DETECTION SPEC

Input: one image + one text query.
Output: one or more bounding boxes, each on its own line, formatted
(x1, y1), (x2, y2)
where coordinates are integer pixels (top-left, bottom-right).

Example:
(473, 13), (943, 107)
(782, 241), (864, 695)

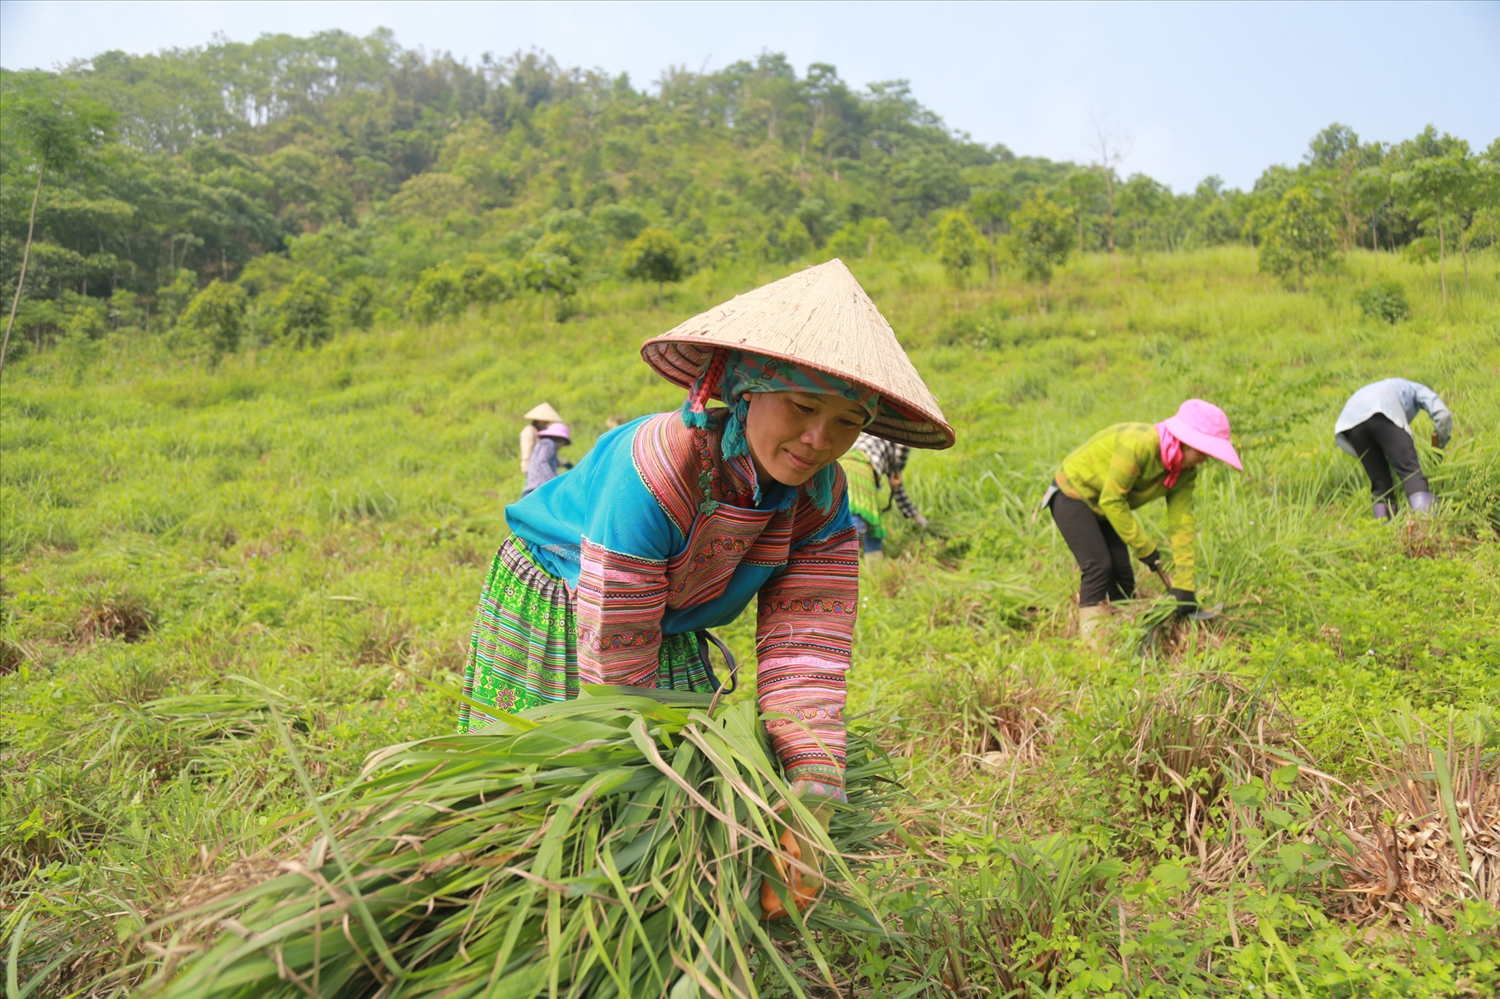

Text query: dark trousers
(1049, 491), (1135, 607)
(1343, 413), (1428, 502)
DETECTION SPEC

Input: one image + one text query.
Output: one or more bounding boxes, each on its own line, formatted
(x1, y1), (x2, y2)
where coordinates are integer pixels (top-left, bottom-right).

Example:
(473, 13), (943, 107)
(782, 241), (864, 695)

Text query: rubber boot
(1078, 604), (1112, 652)
(1372, 500), (1392, 522)
(1408, 490), (1434, 515)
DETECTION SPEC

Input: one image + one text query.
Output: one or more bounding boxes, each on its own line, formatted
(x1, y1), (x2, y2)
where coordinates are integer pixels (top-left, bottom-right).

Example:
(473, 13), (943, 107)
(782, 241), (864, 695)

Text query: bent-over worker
(522, 422), (571, 497)
(458, 260), (954, 916)
(838, 433), (929, 559)
(518, 402), (563, 477)
(1046, 399), (1242, 650)
(1334, 378), (1451, 520)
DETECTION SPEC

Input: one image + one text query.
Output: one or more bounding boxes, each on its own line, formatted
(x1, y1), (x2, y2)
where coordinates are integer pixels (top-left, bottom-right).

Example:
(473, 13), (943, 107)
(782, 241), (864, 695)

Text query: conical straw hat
(523, 402), (563, 423)
(640, 259), (954, 448)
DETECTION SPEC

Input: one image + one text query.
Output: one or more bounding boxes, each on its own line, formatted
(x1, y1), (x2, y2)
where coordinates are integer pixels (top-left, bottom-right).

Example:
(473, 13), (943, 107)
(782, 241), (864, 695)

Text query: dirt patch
(73, 591), (155, 645)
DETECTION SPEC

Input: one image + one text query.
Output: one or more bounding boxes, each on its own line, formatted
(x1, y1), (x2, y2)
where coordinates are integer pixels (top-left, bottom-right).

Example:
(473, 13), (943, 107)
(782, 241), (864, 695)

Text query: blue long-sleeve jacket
(1334, 378), (1452, 456)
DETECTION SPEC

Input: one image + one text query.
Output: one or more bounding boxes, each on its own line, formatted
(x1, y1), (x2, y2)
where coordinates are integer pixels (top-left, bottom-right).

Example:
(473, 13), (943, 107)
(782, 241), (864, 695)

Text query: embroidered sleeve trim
(576, 537), (669, 687)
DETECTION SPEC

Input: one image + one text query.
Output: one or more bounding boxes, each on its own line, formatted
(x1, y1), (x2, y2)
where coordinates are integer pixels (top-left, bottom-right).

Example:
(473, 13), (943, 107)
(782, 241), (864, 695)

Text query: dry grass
(73, 589), (155, 645)
(1327, 739), (1500, 926)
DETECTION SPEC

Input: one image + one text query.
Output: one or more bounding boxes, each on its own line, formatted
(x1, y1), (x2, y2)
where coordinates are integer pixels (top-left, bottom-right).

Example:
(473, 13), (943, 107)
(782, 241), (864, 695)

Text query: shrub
(179, 279), (248, 358)
(338, 275), (380, 330)
(1010, 193), (1073, 309)
(1259, 186), (1340, 289)
(408, 265), (462, 323)
(275, 272), (333, 348)
(622, 227), (684, 296)
(593, 203), (647, 241)
(1356, 280), (1411, 323)
(933, 209), (986, 288)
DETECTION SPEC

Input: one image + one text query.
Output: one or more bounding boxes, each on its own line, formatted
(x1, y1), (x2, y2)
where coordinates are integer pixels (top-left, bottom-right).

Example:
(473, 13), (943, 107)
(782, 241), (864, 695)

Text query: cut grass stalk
(137, 687), (897, 998)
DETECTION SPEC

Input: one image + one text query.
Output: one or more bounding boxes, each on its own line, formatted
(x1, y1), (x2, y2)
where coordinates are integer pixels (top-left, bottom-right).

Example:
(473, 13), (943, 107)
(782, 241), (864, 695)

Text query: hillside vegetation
(3, 30), (1496, 358)
(4, 241), (1499, 996)
(3, 28), (1500, 999)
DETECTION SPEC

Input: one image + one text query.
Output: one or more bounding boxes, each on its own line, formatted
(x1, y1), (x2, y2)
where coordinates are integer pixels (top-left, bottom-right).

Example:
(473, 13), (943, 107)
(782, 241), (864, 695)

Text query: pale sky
(2, 1), (1496, 193)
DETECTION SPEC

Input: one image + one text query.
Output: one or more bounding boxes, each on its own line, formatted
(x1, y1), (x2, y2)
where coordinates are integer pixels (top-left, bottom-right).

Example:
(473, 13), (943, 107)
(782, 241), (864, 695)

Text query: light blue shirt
(1334, 378), (1452, 456)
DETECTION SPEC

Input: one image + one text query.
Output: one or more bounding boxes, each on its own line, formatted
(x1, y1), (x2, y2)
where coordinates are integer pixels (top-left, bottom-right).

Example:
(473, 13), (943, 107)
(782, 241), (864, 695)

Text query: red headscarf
(1155, 422), (1184, 488)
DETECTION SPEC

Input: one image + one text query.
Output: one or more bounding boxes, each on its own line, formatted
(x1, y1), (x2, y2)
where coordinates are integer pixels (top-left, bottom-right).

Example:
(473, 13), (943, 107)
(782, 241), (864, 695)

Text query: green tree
(276, 272), (333, 347)
(153, 268), (198, 328)
(179, 279), (247, 359)
(1, 74), (115, 375)
(622, 228), (685, 303)
(520, 248), (580, 322)
(461, 256), (514, 310)
(1010, 192), (1073, 311)
(1307, 123), (1375, 253)
(1062, 172), (1104, 255)
(775, 216), (813, 261)
(339, 275), (381, 330)
(408, 265), (462, 323)
(932, 210), (984, 289)
(1394, 148), (1471, 304)
(1119, 174), (1169, 260)
(1258, 187), (1339, 290)
(968, 188), (1016, 282)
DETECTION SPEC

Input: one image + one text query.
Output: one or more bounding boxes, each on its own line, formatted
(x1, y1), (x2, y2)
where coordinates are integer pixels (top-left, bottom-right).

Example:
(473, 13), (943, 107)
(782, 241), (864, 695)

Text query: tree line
(2, 30), (1496, 364)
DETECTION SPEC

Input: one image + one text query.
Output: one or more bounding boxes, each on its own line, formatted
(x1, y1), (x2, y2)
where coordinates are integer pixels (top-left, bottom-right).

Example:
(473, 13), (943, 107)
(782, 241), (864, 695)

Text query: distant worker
(1045, 400), (1242, 651)
(522, 422), (571, 497)
(519, 402), (563, 476)
(1334, 378), (1451, 520)
(838, 433), (928, 560)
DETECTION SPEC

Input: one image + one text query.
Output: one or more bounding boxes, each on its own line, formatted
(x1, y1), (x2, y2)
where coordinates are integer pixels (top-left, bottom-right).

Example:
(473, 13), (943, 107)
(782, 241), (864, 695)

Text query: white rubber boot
(1078, 604), (1112, 652)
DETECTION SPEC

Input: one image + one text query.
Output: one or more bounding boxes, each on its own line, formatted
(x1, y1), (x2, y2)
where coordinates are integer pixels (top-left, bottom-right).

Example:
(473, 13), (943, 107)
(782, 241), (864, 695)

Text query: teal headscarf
(680, 349), (879, 512)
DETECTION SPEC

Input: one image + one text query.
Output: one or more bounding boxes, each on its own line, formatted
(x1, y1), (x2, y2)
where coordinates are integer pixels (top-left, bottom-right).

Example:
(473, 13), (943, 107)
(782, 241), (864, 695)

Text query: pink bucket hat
(537, 422), (571, 444)
(1162, 400), (1241, 470)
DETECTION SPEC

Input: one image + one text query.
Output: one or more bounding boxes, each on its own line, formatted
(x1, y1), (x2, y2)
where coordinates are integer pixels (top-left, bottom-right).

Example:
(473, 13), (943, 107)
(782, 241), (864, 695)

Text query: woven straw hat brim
(523, 402), (563, 423)
(640, 259), (954, 449)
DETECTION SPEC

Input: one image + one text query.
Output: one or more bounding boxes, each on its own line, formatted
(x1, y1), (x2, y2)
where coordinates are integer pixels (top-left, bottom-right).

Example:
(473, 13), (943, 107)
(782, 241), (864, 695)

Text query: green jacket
(1055, 422), (1200, 591)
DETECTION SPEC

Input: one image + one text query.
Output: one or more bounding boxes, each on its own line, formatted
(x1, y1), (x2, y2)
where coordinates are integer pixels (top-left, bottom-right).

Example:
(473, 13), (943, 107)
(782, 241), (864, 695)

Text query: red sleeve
(575, 539), (668, 687)
(755, 526), (859, 800)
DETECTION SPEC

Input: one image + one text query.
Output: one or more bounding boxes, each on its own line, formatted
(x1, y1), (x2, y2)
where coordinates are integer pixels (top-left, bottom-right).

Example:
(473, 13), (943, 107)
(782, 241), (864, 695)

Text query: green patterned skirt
(459, 537), (719, 732)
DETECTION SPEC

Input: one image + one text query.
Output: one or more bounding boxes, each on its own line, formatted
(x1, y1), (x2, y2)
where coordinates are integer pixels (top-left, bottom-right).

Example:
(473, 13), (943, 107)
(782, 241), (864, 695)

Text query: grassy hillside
(3, 246), (1499, 996)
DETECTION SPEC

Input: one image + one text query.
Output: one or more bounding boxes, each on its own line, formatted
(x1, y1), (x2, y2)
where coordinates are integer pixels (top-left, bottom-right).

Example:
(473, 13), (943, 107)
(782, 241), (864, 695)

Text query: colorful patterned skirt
(838, 451), (886, 539)
(459, 537), (720, 732)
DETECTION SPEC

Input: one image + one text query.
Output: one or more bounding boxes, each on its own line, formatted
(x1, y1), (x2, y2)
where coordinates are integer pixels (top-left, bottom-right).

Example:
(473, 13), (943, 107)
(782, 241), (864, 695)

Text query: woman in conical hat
(461, 260), (951, 807)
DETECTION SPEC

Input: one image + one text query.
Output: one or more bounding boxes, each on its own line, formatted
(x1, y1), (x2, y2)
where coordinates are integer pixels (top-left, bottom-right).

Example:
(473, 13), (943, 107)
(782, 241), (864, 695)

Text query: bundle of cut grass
(139, 686), (898, 998)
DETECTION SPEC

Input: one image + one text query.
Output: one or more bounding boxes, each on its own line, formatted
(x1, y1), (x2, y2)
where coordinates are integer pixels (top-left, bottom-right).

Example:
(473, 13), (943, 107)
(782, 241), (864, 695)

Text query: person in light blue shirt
(1334, 378), (1452, 520)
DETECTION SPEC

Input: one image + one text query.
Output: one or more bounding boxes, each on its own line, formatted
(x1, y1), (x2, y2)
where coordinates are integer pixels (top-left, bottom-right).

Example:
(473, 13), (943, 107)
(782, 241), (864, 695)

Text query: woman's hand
(760, 796), (834, 920)
(1169, 588), (1198, 618)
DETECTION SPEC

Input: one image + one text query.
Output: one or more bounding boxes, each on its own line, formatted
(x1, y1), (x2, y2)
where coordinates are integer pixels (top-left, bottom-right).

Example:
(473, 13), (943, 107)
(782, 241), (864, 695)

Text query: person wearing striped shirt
(838, 433), (928, 560)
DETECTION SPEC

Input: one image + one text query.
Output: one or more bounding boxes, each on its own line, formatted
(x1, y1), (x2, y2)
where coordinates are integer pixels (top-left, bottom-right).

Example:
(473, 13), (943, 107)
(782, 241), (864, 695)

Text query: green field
(3, 246), (1499, 996)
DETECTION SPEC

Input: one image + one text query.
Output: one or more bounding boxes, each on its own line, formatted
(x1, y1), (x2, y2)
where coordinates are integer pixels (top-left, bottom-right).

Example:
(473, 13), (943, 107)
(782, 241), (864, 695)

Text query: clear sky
(2, 0), (1496, 193)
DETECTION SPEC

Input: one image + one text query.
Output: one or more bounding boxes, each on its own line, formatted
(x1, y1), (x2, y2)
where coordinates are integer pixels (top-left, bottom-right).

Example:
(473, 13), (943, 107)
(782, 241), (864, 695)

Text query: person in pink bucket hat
(1043, 399), (1242, 651)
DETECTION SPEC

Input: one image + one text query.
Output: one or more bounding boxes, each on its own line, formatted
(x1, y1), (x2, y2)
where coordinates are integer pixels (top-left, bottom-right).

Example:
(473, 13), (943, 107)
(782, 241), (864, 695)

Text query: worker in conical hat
(460, 260), (952, 914)
(521, 422), (572, 497)
(518, 401), (563, 476)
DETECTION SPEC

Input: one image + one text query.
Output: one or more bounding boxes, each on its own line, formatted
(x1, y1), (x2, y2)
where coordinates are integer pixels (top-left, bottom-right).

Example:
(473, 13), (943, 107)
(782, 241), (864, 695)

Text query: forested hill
(1, 29), (1494, 354)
